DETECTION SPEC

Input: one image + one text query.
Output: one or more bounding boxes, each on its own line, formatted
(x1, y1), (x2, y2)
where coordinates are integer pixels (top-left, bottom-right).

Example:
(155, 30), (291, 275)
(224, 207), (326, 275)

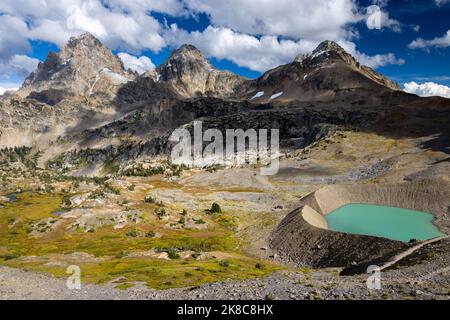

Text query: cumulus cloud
(0, 0), (405, 79)
(166, 25), (404, 71)
(0, 55), (40, 83)
(0, 0), (182, 82)
(339, 41), (405, 68)
(174, 0), (404, 71)
(106, 0), (186, 16)
(165, 25), (319, 72)
(118, 53), (155, 74)
(0, 14), (30, 59)
(9, 55), (40, 73)
(329, 40), (404, 68)
(0, 0), (177, 52)
(357, 52), (405, 68)
(184, 0), (360, 41)
(413, 76), (450, 82)
(435, 0), (450, 6)
(0, 86), (19, 95)
(366, 4), (401, 32)
(404, 82), (450, 98)
(409, 30), (450, 49)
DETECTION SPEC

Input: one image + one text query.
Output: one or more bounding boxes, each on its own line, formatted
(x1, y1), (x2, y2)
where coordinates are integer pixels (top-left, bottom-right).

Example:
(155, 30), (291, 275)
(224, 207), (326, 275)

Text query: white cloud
(404, 82), (450, 98)
(176, 0), (404, 71)
(118, 53), (155, 74)
(357, 52), (405, 68)
(66, 5), (108, 38)
(184, 0), (360, 41)
(336, 40), (404, 68)
(0, 0), (177, 52)
(0, 85), (19, 95)
(165, 25), (318, 72)
(409, 30), (450, 49)
(0, 15), (30, 59)
(166, 25), (404, 71)
(413, 76), (450, 82)
(9, 55), (40, 73)
(106, 0), (186, 16)
(0, 0), (405, 79)
(366, 4), (401, 32)
(0, 55), (40, 82)
(435, 0), (450, 6)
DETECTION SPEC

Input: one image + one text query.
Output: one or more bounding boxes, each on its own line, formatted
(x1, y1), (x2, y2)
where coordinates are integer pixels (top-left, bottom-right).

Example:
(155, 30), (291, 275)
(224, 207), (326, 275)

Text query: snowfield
(249, 91), (264, 100)
(269, 92), (283, 100)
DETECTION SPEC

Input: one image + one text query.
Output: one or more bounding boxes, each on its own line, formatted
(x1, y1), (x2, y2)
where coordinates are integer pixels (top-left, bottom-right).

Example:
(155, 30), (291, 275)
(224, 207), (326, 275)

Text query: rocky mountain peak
(170, 44), (205, 59)
(20, 32), (134, 104)
(58, 32), (106, 62)
(295, 40), (354, 65)
(152, 44), (247, 98)
(313, 40), (346, 54)
(163, 44), (212, 72)
(292, 40), (400, 91)
(65, 32), (103, 50)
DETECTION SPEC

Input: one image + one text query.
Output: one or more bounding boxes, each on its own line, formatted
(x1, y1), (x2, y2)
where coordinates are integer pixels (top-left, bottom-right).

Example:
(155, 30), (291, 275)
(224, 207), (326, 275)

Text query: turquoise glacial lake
(325, 204), (445, 242)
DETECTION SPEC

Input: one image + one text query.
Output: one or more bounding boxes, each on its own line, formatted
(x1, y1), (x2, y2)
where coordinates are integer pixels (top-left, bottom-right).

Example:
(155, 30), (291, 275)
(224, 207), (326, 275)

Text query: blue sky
(1, 0), (450, 96)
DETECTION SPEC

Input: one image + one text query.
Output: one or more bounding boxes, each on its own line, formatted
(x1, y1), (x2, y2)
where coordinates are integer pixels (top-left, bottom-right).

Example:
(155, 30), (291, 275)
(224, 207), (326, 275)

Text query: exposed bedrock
(54, 99), (381, 169)
(269, 179), (449, 270)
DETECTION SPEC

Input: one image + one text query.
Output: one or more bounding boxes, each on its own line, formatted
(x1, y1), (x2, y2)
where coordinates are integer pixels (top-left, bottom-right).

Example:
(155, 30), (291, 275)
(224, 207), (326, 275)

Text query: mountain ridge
(15, 33), (404, 104)
(0, 32), (448, 170)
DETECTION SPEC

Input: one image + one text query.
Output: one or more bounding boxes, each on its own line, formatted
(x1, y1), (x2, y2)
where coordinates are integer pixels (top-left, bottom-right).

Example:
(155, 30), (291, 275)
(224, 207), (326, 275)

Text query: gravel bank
(1, 252), (449, 301)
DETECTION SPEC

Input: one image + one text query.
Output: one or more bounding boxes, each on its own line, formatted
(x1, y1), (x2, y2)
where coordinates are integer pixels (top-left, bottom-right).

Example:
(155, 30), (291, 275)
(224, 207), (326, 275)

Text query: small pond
(325, 204), (445, 242)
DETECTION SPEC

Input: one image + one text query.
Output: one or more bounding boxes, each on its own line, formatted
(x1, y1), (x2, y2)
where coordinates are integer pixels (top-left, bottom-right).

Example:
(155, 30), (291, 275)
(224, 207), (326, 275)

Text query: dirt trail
(380, 236), (449, 271)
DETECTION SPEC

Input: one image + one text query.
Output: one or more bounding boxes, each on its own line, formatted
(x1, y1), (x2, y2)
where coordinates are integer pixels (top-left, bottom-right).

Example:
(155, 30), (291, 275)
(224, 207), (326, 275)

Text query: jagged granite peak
(20, 32), (135, 104)
(313, 40), (346, 54)
(147, 44), (248, 98)
(64, 31), (104, 51)
(170, 44), (207, 61)
(295, 40), (354, 65)
(159, 43), (214, 80)
(294, 40), (344, 62)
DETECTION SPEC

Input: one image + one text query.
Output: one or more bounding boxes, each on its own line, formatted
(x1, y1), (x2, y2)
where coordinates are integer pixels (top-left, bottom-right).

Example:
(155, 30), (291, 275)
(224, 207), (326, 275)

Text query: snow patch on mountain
(249, 91), (264, 100)
(269, 92), (283, 100)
